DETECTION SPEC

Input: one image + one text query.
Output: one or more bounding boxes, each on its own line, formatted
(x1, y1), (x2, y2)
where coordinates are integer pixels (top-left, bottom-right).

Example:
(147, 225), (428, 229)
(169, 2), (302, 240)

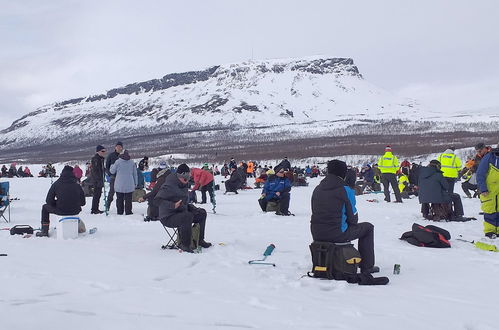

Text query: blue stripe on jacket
(341, 186), (357, 232)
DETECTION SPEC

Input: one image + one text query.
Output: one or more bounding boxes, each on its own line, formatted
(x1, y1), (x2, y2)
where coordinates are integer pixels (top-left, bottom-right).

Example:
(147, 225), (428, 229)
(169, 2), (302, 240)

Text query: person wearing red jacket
(191, 168), (215, 204)
(73, 165), (83, 183)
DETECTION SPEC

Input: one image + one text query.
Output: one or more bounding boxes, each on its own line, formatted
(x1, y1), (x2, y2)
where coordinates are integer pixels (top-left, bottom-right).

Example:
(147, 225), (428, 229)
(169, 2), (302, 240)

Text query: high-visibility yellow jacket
(398, 175), (409, 192)
(377, 152), (399, 174)
(437, 152), (462, 178)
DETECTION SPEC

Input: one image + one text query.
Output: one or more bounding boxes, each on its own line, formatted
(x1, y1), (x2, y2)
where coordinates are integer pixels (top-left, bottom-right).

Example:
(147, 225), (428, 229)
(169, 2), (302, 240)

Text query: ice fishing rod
(457, 235), (498, 252)
(248, 244), (276, 266)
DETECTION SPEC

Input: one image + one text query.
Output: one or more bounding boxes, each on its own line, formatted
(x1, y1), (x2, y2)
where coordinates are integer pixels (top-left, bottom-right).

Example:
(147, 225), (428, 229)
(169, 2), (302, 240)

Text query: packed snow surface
(1, 175), (496, 330)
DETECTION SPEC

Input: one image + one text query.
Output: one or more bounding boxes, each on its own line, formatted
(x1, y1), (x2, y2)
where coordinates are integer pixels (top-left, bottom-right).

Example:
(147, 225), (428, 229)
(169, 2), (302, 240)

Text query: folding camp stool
(0, 182), (11, 223)
(161, 225), (180, 250)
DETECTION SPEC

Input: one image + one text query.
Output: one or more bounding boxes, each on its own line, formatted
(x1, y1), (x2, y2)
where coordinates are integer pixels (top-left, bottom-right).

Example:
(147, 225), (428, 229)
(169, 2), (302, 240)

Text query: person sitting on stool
(258, 168), (292, 216)
(310, 160), (378, 274)
(38, 165), (86, 237)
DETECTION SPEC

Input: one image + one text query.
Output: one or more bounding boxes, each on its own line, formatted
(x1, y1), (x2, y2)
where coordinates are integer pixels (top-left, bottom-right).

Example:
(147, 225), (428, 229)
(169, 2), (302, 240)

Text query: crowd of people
(3, 140), (498, 265)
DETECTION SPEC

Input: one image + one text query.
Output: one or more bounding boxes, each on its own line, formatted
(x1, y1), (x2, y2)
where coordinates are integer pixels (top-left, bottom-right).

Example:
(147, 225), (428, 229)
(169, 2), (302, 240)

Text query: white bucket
(57, 216), (80, 240)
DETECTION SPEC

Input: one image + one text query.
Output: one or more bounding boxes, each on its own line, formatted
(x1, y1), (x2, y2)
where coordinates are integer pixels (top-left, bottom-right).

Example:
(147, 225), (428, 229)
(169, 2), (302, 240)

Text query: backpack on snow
(400, 223), (451, 248)
(308, 241), (361, 281)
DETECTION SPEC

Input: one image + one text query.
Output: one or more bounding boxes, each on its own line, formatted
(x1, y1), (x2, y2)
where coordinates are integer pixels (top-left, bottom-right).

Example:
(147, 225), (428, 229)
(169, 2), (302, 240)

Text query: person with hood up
(110, 149), (137, 215)
(377, 146), (402, 203)
(437, 147), (462, 194)
(154, 164), (212, 253)
(310, 160), (378, 274)
(23, 166), (33, 177)
(73, 165), (83, 183)
(477, 144), (499, 238)
(37, 165), (86, 237)
(418, 160), (465, 221)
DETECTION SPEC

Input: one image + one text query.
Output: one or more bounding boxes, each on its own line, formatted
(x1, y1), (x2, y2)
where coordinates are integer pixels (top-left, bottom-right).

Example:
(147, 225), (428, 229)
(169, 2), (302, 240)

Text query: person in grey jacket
(110, 150), (137, 215)
(154, 164), (212, 252)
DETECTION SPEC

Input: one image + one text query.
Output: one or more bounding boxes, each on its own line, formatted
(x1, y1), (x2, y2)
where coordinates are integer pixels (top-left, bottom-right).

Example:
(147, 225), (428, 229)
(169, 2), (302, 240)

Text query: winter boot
(485, 232), (498, 239)
(178, 244), (194, 253)
(199, 240), (212, 248)
(36, 224), (49, 237)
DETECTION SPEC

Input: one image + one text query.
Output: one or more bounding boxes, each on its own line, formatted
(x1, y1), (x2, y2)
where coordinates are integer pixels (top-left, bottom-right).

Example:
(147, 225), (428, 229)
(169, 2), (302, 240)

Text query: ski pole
(248, 244), (276, 266)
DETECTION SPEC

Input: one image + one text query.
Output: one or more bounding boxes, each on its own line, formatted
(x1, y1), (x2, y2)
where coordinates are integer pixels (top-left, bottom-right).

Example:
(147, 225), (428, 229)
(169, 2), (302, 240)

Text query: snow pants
(200, 180), (215, 203)
(160, 206), (207, 247)
(258, 192), (290, 214)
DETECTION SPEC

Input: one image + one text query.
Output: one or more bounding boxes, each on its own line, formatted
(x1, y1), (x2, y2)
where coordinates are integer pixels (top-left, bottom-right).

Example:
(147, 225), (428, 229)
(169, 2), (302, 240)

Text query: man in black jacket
(139, 166), (171, 220)
(105, 141), (123, 210)
(225, 166), (242, 193)
(310, 160), (377, 274)
(38, 166), (86, 237)
(418, 160), (464, 220)
(154, 164), (212, 252)
(91, 145), (107, 214)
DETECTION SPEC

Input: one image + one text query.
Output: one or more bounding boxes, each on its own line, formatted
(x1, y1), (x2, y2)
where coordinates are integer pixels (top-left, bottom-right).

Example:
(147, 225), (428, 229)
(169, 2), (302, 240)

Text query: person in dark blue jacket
(310, 160), (377, 274)
(258, 168), (292, 215)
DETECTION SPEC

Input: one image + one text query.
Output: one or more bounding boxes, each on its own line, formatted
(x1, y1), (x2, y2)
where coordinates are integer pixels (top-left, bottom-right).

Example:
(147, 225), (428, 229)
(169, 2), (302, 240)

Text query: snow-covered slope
(0, 57), (428, 148)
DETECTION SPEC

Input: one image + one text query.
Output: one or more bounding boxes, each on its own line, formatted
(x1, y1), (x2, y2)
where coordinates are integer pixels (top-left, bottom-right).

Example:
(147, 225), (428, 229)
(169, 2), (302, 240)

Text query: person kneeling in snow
(258, 168), (292, 216)
(310, 160), (378, 274)
(38, 165), (86, 237)
(154, 164), (212, 253)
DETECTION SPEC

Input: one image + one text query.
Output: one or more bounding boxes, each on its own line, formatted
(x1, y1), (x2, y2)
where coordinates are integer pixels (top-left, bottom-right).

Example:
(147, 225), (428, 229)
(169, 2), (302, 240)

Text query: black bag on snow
(400, 223), (451, 248)
(10, 225), (34, 235)
(308, 241), (362, 281)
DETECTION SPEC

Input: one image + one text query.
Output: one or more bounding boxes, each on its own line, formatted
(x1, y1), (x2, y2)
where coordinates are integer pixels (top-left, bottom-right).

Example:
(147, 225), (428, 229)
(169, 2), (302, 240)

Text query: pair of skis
(457, 235), (498, 252)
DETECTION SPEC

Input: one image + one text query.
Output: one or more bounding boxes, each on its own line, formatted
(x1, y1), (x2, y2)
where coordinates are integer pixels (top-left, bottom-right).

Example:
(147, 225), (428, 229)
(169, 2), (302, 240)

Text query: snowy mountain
(0, 57), (497, 163)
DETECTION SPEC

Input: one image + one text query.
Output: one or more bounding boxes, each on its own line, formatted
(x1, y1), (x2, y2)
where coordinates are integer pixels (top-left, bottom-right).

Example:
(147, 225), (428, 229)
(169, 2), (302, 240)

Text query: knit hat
(116, 141), (123, 147)
(96, 145), (106, 152)
(177, 164), (190, 174)
(176, 164), (191, 180)
(385, 145), (392, 152)
(327, 160), (347, 178)
(119, 150), (130, 160)
(475, 142), (486, 151)
(159, 161), (168, 169)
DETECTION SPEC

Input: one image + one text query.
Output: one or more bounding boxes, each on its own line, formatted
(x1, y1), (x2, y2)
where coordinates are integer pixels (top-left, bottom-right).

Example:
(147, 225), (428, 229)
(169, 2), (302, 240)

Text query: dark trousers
(91, 185), (103, 212)
(41, 204), (64, 226)
(421, 193), (464, 219)
(107, 176), (116, 207)
(200, 181), (215, 203)
(445, 177), (456, 194)
(461, 181), (478, 198)
(116, 192), (133, 215)
(312, 222), (375, 272)
(160, 206), (207, 247)
(225, 181), (239, 193)
(258, 192), (290, 213)
(381, 173), (402, 202)
(147, 201), (159, 219)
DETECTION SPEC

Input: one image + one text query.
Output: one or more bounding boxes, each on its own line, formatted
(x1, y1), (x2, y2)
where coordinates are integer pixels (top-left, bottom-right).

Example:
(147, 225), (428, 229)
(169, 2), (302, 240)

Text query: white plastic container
(57, 216), (80, 240)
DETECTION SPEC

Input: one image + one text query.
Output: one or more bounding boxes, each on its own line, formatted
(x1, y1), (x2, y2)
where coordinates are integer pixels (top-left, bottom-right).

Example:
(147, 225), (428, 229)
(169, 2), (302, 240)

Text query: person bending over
(38, 166), (86, 237)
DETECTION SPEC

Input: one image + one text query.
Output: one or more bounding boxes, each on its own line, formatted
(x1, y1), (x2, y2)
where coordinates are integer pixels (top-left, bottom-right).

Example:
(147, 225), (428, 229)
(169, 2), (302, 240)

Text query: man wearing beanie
(90, 145), (107, 214)
(105, 141), (124, 211)
(377, 146), (402, 203)
(154, 164), (212, 252)
(310, 160), (378, 274)
(37, 165), (86, 237)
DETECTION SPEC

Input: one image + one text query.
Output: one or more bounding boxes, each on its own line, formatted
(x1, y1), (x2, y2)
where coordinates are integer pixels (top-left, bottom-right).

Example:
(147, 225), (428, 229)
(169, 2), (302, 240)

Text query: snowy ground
(1, 175), (497, 330)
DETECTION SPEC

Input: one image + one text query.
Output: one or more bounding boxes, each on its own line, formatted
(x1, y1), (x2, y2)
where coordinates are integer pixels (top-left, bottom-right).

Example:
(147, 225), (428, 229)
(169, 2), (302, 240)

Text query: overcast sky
(1, 0), (498, 129)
